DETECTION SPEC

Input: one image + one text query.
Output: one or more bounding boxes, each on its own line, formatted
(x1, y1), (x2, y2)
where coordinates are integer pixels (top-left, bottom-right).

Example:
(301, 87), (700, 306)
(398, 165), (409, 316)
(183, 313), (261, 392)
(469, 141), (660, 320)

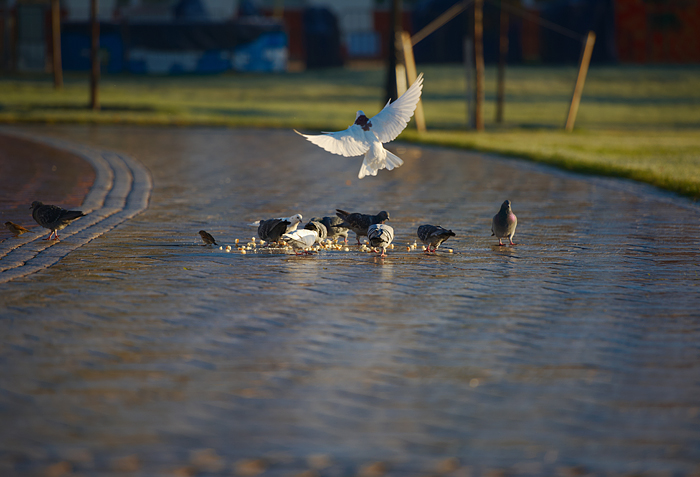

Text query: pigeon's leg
(44, 230), (57, 240)
(509, 237), (516, 245)
(498, 238), (504, 246)
(380, 248), (387, 257)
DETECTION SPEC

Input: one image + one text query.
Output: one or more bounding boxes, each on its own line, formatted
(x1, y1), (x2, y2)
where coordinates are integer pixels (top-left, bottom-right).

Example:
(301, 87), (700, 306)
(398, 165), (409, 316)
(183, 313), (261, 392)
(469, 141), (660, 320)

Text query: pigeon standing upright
(367, 224), (394, 257)
(30, 201), (85, 240)
(492, 200), (517, 246)
(335, 209), (390, 245)
(4, 221), (31, 237)
(417, 224), (456, 253)
(198, 230), (218, 246)
(310, 216), (349, 243)
(295, 73), (424, 179)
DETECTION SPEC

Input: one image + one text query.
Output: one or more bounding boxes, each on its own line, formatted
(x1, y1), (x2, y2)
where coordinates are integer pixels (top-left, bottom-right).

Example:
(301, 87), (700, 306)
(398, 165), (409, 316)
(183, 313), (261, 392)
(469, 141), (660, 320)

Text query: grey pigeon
(5, 221), (30, 237)
(283, 229), (318, 255)
(335, 209), (390, 245)
(198, 230), (218, 246)
(417, 224), (456, 253)
(310, 216), (349, 243)
(491, 199), (517, 246)
(304, 220), (327, 243)
(367, 224), (394, 257)
(30, 201), (85, 240)
(258, 218), (291, 243)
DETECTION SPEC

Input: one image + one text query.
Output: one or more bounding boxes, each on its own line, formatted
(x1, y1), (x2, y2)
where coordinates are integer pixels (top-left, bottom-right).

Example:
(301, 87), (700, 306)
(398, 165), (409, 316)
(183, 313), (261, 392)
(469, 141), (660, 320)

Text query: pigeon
(4, 221), (31, 237)
(335, 209), (390, 245)
(303, 220), (327, 243)
(198, 230), (218, 246)
(417, 224), (456, 253)
(367, 224), (394, 257)
(250, 214), (302, 233)
(283, 229), (318, 255)
(30, 201), (85, 240)
(258, 218), (291, 243)
(310, 216), (349, 243)
(492, 199), (517, 246)
(295, 73), (424, 179)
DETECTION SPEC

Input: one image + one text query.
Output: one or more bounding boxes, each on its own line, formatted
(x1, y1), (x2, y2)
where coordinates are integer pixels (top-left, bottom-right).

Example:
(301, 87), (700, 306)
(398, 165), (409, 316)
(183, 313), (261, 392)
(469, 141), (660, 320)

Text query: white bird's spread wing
(370, 73), (424, 144)
(294, 127), (369, 158)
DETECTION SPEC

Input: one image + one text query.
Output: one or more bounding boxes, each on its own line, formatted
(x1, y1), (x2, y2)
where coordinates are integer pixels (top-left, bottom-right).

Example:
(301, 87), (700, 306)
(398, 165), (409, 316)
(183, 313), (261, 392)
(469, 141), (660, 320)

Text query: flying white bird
(295, 73), (424, 179)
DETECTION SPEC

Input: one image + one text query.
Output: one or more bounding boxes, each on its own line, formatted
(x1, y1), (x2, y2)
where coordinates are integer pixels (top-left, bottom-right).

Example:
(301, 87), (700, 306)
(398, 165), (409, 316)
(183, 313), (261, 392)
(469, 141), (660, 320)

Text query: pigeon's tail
(62, 211), (86, 221)
(384, 150), (404, 171)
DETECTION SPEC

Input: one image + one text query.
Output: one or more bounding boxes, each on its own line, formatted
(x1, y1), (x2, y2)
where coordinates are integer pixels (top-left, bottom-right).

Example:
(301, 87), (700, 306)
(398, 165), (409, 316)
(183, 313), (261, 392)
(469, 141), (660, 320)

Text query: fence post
(474, 0), (485, 131)
(51, 0), (62, 89)
(565, 31), (595, 132)
(400, 31), (426, 132)
(90, 0), (99, 110)
(496, 0), (508, 123)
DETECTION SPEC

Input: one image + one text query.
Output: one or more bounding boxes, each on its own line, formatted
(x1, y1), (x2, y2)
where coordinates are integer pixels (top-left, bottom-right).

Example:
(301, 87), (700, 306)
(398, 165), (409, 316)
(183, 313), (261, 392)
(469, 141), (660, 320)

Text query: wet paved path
(1, 126), (699, 476)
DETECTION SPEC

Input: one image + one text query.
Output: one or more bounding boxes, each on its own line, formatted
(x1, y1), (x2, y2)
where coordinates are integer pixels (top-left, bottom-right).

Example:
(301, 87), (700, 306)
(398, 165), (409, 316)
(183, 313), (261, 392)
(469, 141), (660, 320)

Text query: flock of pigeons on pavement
(4, 73), (518, 257)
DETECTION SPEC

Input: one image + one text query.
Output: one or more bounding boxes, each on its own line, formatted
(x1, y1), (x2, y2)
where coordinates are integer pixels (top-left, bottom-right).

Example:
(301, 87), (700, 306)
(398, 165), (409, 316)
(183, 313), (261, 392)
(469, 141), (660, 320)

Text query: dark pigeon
(30, 201), (85, 240)
(417, 224), (456, 253)
(367, 224), (394, 257)
(258, 218), (291, 243)
(309, 216), (348, 243)
(198, 230), (218, 246)
(491, 199), (518, 246)
(304, 220), (327, 243)
(335, 209), (390, 245)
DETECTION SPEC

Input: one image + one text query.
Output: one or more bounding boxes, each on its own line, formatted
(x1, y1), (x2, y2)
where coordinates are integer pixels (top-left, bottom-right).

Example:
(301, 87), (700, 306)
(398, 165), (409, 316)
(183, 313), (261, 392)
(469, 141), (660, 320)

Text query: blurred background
(0, 0), (697, 76)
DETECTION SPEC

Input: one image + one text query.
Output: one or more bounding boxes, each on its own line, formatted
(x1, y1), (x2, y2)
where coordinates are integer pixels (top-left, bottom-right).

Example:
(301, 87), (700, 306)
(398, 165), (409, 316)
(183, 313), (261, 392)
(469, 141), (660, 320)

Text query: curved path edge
(0, 128), (152, 283)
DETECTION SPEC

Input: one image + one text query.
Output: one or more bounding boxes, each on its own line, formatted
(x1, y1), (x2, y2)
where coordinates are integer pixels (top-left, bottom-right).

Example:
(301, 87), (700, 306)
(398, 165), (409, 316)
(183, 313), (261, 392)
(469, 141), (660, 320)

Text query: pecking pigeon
(417, 224), (456, 253)
(30, 201), (85, 240)
(335, 209), (390, 245)
(367, 224), (394, 257)
(310, 216), (349, 243)
(198, 230), (218, 246)
(5, 221), (30, 237)
(283, 229), (318, 255)
(295, 73), (424, 179)
(492, 200), (517, 246)
(304, 220), (327, 243)
(258, 218), (291, 243)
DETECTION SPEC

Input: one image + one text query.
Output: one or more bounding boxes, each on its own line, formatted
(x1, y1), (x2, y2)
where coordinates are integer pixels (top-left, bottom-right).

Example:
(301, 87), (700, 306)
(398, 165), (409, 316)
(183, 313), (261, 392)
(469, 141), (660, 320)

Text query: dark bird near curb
(335, 209), (390, 245)
(4, 221), (31, 237)
(417, 224), (456, 253)
(30, 201), (85, 241)
(199, 230), (218, 246)
(492, 200), (517, 246)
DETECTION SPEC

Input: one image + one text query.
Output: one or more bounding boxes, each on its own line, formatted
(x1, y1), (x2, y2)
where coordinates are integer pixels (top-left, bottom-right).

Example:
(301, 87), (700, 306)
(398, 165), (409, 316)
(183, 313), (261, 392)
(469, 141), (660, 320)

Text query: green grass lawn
(1, 64), (700, 198)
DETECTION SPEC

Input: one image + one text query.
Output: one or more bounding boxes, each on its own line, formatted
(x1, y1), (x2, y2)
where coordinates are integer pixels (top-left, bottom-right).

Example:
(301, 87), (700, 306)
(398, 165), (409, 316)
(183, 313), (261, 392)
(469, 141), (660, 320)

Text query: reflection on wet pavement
(1, 126), (699, 476)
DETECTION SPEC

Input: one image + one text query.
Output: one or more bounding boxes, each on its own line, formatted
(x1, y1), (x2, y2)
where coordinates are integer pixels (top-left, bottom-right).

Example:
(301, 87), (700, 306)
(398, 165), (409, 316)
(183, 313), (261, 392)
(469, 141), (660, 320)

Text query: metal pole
(51, 0), (62, 89)
(496, 1), (508, 123)
(90, 0), (99, 110)
(565, 31), (596, 132)
(473, 0), (484, 131)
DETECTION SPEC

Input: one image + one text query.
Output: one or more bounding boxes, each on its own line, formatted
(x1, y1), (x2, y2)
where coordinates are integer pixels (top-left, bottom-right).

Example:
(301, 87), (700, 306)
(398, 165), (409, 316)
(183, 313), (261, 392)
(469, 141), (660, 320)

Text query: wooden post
(496, 0), (508, 123)
(565, 31), (596, 132)
(90, 0), (99, 110)
(51, 0), (62, 89)
(473, 0), (484, 131)
(400, 31), (426, 132)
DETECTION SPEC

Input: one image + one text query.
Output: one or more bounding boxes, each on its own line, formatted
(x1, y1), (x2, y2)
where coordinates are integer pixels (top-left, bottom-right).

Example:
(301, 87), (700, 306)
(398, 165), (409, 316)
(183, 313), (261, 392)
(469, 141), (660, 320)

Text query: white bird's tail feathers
(358, 146), (405, 179)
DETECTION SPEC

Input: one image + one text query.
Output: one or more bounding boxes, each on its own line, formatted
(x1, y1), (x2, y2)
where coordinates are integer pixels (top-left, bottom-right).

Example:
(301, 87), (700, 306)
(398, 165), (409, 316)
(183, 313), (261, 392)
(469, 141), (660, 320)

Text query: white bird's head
(355, 110), (365, 119)
(290, 214), (302, 225)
